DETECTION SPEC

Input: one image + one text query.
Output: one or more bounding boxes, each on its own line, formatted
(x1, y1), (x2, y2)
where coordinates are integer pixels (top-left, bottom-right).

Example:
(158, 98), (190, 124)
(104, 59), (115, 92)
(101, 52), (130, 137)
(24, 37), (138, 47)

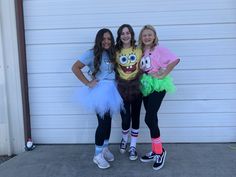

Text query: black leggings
(95, 113), (112, 146)
(143, 91), (166, 138)
(120, 95), (142, 130)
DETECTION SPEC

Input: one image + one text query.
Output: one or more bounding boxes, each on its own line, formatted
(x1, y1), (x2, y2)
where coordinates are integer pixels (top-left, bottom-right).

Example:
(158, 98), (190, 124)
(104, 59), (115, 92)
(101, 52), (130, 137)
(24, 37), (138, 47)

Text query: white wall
(0, 10), (11, 156)
(0, 0), (25, 155)
(23, 0), (236, 143)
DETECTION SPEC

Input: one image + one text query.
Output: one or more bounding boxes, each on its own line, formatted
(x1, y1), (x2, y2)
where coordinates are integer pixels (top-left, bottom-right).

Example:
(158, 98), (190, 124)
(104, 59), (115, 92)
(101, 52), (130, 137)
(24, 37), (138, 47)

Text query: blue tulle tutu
(74, 80), (124, 118)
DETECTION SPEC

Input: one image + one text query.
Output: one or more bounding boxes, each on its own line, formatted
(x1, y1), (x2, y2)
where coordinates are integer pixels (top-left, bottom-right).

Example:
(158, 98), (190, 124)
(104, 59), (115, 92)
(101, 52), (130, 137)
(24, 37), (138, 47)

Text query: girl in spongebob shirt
(115, 24), (142, 161)
(138, 25), (180, 171)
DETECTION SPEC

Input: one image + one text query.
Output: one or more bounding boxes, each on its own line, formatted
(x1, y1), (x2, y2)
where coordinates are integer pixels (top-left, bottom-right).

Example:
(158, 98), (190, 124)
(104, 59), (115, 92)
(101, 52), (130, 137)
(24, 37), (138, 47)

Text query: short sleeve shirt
(140, 45), (178, 73)
(78, 49), (115, 80)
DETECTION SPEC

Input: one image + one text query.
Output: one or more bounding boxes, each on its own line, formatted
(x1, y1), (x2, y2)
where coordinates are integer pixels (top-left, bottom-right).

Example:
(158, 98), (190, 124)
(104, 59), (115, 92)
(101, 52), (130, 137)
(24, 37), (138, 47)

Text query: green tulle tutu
(140, 74), (176, 96)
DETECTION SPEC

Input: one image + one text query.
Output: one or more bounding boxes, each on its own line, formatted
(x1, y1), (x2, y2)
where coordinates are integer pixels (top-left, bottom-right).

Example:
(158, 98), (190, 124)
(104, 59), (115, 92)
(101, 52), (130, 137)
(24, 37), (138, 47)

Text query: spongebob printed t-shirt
(116, 47), (142, 80)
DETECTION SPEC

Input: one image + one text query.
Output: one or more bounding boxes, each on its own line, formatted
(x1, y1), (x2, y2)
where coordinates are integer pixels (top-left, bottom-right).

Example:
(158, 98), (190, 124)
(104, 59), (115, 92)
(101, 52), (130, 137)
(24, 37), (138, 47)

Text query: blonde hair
(138, 25), (158, 51)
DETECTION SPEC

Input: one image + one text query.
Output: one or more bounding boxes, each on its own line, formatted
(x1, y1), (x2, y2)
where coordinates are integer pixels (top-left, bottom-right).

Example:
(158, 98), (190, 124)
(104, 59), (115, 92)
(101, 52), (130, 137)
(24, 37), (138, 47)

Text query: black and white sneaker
(119, 139), (127, 154)
(153, 149), (167, 170)
(129, 147), (138, 160)
(140, 151), (157, 162)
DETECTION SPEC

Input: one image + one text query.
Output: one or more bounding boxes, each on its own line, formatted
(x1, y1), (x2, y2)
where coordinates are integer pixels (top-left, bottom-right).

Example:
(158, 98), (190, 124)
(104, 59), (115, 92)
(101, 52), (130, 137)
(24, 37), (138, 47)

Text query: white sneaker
(103, 148), (114, 162)
(93, 153), (110, 169)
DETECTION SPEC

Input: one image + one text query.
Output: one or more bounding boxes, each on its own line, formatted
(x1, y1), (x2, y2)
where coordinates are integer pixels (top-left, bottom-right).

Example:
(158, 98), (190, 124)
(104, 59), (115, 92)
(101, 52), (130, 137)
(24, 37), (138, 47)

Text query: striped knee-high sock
(152, 137), (163, 154)
(130, 129), (139, 148)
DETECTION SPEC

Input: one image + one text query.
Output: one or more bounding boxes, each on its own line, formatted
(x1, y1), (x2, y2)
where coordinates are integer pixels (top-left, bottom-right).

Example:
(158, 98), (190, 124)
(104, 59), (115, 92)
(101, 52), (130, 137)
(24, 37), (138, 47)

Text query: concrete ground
(0, 155), (14, 165)
(0, 143), (235, 177)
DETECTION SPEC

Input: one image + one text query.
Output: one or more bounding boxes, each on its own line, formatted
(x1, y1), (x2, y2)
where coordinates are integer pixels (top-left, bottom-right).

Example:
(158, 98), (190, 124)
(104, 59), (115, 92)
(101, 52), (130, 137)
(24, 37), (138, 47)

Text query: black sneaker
(129, 147), (138, 160)
(140, 151), (157, 162)
(119, 139), (127, 154)
(153, 149), (167, 170)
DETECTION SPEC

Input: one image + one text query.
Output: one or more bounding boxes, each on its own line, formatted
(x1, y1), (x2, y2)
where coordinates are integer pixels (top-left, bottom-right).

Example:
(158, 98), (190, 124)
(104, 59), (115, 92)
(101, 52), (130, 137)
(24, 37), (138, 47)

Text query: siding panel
(25, 39), (236, 61)
(31, 127), (236, 143)
(27, 55), (236, 73)
(24, 0), (236, 17)
(29, 100), (236, 115)
(28, 84), (236, 103)
(25, 24), (236, 45)
(24, 9), (236, 30)
(27, 69), (236, 87)
(31, 113), (236, 128)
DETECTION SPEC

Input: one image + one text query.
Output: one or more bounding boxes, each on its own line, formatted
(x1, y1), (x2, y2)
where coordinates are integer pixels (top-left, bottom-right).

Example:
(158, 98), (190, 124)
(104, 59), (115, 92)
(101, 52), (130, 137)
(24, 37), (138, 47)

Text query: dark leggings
(120, 95), (142, 130)
(95, 112), (112, 146)
(143, 91), (166, 138)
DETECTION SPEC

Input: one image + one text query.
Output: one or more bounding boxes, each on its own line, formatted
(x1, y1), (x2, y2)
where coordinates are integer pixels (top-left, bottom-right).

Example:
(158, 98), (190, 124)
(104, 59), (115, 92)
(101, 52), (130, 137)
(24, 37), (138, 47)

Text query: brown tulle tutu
(116, 73), (142, 101)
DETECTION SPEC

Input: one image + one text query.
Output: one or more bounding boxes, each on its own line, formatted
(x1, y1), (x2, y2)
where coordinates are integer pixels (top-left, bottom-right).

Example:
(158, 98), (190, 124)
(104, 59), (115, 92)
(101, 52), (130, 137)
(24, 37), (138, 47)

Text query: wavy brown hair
(115, 24), (136, 52)
(92, 28), (115, 77)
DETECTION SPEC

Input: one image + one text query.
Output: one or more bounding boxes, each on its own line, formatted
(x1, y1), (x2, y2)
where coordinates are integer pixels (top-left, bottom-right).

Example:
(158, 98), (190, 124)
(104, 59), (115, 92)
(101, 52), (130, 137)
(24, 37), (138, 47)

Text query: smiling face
(119, 52), (137, 73)
(102, 32), (112, 50)
(116, 48), (142, 80)
(120, 27), (131, 47)
(141, 29), (156, 48)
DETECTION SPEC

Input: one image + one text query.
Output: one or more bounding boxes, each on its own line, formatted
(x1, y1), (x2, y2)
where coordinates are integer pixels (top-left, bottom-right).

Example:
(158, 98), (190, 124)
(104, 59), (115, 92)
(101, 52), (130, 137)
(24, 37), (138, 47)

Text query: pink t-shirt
(140, 45), (178, 73)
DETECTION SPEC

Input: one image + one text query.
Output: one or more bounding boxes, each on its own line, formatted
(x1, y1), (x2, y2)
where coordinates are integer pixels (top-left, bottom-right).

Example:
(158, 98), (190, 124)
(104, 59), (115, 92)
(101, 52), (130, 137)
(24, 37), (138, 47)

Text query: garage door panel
(24, 0), (236, 16)
(27, 69), (236, 87)
(30, 113), (236, 129)
(31, 127), (236, 144)
(29, 100), (236, 115)
(24, 9), (236, 30)
(26, 55), (236, 73)
(25, 24), (236, 45)
(28, 84), (236, 103)
(24, 0), (236, 143)
(25, 39), (236, 61)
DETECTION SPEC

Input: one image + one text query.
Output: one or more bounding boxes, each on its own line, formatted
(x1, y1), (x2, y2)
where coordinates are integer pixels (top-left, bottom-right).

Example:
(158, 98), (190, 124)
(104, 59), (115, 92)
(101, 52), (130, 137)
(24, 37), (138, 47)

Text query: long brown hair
(92, 28), (115, 77)
(115, 24), (136, 52)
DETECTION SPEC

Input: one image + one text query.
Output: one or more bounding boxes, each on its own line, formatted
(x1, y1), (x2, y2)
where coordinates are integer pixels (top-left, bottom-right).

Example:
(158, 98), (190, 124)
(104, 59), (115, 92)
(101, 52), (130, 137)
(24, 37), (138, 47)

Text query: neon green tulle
(140, 74), (176, 96)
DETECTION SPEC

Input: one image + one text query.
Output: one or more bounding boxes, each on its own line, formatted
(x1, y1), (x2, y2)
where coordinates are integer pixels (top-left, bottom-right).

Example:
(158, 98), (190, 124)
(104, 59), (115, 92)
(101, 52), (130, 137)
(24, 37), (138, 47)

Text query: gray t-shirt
(78, 49), (115, 80)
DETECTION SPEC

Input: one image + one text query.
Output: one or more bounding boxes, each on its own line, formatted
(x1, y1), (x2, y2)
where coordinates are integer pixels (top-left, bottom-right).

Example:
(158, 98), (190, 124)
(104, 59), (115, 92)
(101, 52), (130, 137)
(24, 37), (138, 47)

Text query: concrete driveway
(0, 143), (235, 177)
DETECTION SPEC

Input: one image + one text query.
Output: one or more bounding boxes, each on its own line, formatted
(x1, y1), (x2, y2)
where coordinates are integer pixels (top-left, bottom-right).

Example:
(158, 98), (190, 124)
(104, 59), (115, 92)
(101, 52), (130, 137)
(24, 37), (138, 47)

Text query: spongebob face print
(140, 56), (152, 72)
(116, 48), (142, 80)
(119, 53), (137, 73)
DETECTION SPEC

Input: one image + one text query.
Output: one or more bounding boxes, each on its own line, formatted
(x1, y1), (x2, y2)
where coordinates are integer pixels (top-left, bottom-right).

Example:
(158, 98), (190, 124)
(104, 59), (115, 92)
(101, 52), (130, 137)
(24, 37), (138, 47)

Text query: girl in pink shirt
(138, 25), (180, 171)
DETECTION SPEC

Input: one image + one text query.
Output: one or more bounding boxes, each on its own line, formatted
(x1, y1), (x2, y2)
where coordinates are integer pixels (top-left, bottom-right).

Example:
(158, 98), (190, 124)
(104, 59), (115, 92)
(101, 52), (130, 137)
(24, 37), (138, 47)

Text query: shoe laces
(120, 139), (127, 148)
(103, 148), (109, 153)
(146, 151), (155, 156)
(104, 148), (113, 156)
(155, 153), (163, 163)
(98, 153), (108, 164)
(129, 147), (136, 155)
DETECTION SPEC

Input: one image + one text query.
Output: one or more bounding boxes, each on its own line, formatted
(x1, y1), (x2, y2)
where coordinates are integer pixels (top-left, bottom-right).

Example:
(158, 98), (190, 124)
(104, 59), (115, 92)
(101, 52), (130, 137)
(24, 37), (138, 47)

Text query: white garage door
(23, 0), (236, 144)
